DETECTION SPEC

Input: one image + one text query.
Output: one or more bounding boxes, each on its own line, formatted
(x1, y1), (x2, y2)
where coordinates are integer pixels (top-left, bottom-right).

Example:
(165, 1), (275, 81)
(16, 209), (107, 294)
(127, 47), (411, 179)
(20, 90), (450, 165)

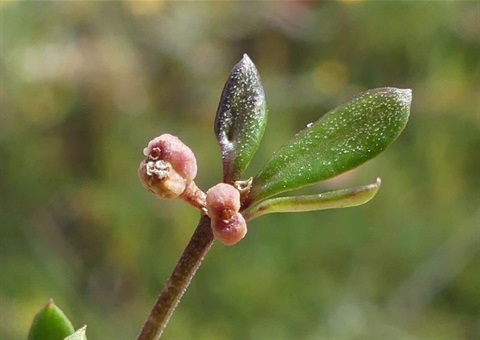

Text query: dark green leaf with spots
(246, 87), (411, 205)
(215, 54), (267, 183)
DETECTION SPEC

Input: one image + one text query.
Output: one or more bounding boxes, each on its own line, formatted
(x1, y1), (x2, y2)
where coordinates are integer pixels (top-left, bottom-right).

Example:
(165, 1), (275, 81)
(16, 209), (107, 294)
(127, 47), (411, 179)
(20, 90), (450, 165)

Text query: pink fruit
(143, 134), (197, 181)
(211, 213), (247, 246)
(206, 183), (247, 246)
(206, 183), (241, 219)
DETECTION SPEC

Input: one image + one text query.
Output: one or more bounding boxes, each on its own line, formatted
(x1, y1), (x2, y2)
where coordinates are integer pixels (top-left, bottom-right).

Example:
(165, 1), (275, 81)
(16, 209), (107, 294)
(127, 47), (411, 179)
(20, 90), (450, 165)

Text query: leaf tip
(235, 54), (258, 76)
(241, 53), (253, 65)
(64, 325), (87, 340)
(28, 299), (75, 340)
(45, 298), (55, 308)
(394, 88), (412, 108)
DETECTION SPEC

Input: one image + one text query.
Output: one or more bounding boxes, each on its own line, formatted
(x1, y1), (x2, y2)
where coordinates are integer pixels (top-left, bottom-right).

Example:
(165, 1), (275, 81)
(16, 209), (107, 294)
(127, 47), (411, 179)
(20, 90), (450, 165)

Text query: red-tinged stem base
(137, 215), (214, 340)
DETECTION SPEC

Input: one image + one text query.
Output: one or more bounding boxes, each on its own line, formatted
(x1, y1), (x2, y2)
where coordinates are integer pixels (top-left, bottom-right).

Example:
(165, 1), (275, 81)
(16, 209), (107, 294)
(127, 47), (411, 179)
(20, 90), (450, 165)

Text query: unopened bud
(206, 183), (247, 246)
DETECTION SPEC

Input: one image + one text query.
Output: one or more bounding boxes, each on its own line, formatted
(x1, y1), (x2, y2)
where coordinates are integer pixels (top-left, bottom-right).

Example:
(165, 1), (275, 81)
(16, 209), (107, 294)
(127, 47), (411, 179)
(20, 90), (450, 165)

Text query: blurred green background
(1, 1), (479, 339)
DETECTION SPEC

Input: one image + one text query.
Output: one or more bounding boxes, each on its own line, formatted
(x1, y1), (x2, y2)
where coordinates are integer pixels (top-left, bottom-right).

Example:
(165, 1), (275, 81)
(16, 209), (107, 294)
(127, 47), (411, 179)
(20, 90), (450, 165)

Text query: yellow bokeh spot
(0, 0), (18, 7)
(127, 0), (166, 16)
(313, 60), (350, 95)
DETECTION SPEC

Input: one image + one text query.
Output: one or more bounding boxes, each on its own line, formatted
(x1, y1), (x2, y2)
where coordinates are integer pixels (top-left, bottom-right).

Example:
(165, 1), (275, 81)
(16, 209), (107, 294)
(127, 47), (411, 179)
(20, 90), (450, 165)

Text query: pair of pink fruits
(138, 133), (246, 246)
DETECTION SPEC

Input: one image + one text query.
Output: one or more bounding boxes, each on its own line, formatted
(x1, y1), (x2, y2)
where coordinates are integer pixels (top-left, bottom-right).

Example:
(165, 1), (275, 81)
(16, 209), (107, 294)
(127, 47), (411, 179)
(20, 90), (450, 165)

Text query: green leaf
(215, 54), (267, 183)
(244, 178), (381, 220)
(246, 87), (411, 205)
(64, 325), (87, 340)
(28, 299), (75, 340)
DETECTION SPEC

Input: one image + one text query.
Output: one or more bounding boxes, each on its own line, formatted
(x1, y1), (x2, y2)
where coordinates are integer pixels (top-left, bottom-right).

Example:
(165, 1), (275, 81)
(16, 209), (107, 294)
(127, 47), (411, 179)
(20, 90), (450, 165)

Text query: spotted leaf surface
(246, 87), (411, 204)
(215, 54), (267, 183)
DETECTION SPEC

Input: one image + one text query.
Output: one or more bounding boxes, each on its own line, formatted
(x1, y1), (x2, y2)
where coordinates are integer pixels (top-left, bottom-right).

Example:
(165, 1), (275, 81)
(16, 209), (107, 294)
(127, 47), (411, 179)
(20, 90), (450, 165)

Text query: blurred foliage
(1, 1), (479, 339)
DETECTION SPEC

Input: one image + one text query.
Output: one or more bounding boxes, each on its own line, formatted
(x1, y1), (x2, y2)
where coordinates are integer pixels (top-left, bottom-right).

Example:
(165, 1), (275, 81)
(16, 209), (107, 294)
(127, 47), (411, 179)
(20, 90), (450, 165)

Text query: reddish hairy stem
(137, 215), (214, 340)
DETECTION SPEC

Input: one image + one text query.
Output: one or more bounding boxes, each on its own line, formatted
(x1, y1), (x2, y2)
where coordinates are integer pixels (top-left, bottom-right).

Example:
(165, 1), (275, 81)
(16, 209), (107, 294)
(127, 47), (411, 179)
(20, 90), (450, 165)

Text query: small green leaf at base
(244, 178), (381, 220)
(215, 54), (267, 183)
(64, 325), (87, 340)
(28, 299), (75, 340)
(246, 87), (411, 206)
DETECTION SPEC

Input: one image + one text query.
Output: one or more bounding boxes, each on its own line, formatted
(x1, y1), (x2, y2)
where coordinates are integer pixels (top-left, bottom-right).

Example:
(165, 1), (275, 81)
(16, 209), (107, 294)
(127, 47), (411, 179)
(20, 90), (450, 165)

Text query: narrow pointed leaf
(215, 54), (267, 183)
(244, 178), (381, 220)
(28, 299), (75, 340)
(247, 87), (411, 204)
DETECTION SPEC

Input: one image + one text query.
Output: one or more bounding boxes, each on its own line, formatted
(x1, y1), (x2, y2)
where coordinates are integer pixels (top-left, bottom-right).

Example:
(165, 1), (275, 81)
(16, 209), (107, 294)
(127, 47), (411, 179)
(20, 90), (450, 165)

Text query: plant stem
(137, 215), (214, 340)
